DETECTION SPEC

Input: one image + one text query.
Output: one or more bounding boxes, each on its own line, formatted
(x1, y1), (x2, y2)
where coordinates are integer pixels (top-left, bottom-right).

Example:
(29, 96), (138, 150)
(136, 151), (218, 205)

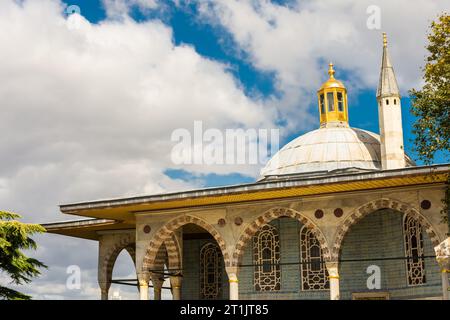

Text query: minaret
(376, 33), (405, 170)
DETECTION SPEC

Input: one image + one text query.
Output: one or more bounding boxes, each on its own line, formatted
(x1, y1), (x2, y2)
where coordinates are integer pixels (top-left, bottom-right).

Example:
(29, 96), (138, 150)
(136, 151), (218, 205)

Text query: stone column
(170, 275), (182, 300)
(325, 262), (340, 300)
(100, 287), (109, 300)
(151, 273), (164, 300)
(435, 237), (450, 300)
(138, 272), (150, 300)
(98, 276), (111, 300)
(226, 266), (239, 300)
(441, 270), (449, 300)
(98, 236), (111, 300)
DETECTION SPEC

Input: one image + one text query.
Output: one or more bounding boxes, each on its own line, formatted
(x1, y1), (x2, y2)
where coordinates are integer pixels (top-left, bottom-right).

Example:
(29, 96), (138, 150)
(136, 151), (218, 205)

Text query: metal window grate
(253, 224), (281, 291)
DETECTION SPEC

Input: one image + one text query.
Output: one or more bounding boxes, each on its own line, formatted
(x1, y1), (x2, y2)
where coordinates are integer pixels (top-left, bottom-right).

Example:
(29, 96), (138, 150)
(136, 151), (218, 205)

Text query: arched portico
(98, 232), (136, 300)
(140, 215), (230, 300)
(142, 215), (230, 271)
(331, 198), (442, 261)
(230, 207), (331, 300)
(232, 207), (330, 267)
(329, 198), (443, 300)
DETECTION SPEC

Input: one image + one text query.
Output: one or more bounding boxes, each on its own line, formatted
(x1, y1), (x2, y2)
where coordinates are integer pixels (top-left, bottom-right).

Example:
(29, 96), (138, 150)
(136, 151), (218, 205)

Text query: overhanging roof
(42, 219), (134, 241)
(57, 164), (449, 221)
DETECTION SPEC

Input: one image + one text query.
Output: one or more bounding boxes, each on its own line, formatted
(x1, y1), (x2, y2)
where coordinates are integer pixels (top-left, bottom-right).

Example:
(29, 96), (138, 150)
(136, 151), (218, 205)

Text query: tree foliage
(410, 13), (450, 228)
(0, 210), (46, 300)
(410, 13), (450, 164)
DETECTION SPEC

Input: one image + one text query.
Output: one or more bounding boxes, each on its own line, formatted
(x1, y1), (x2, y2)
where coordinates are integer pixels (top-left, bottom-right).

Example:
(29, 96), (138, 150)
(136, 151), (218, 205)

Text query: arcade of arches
(95, 194), (450, 300)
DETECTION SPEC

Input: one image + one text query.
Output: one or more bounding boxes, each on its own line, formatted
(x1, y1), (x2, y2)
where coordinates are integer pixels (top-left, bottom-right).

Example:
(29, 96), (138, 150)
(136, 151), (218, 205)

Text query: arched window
(200, 242), (222, 299)
(403, 215), (426, 286)
(300, 226), (329, 290)
(327, 92), (335, 111)
(337, 92), (344, 112)
(320, 94), (325, 114)
(253, 224), (281, 291)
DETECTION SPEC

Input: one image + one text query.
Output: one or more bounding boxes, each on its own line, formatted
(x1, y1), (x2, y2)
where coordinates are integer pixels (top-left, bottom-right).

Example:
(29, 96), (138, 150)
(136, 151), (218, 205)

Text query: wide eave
(43, 164), (450, 240)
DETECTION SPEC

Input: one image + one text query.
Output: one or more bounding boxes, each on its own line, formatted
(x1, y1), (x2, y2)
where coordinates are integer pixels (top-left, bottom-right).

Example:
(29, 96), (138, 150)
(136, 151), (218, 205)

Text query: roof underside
(43, 219), (134, 241)
(43, 164), (450, 241)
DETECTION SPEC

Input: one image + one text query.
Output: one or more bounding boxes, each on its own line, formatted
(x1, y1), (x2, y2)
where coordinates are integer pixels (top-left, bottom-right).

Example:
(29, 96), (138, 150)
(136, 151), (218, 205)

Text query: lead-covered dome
(260, 126), (414, 177)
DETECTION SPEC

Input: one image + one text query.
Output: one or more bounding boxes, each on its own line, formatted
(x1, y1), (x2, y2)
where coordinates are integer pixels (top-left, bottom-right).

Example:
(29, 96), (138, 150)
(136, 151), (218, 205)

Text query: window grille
(253, 224), (281, 291)
(403, 215), (426, 286)
(300, 226), (329, 290)
(200, 242), (222, 299)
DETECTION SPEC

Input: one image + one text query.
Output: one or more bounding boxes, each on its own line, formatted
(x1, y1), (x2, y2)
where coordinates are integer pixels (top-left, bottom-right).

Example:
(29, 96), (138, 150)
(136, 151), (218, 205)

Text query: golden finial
(383, 32), (387, 47)
(328, 62), (335, 78)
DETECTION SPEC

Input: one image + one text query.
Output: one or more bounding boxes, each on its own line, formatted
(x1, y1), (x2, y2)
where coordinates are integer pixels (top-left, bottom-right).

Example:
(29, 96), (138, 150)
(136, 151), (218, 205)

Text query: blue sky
(61, 0), (446, 188)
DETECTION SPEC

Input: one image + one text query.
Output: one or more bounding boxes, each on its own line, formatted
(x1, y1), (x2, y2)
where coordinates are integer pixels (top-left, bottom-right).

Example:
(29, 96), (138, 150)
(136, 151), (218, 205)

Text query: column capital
(435, 237), (450, 271)
(225, 266), (239, 278)
(169, 274), (183, 288)
(325, 261), (339, 276)
(137, 271), (151, 286)
(151, 273), (164, 291)
(170, 275), (182, 300)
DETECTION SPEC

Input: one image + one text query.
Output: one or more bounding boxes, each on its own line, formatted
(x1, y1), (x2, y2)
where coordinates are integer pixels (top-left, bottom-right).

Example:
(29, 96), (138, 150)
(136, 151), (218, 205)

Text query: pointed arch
(164, 233), (182, 272)
(142, 215), (230, 272)
(232, 207), (330, 267)
(331, 198), (441, 261)
(98, 232), (136, 291)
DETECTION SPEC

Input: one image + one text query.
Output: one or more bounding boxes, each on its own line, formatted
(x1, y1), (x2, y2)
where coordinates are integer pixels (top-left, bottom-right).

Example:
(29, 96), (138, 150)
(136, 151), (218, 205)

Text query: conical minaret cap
(377, 33), (400, 98)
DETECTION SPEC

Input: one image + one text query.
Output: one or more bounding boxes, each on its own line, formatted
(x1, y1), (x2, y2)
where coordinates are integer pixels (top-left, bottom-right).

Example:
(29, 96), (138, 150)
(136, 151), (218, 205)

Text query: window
(327, 92), (335, 111)
(403, 215), (426, 286)
(300, 226), (329, 291)
(337, 92), (344, 112)
(320, 94), (325, 114)
(200, 242), (222, 299)
(253, 224), (281, 291)
(386, 99), (389, 105)
(394, 99), (397, 105)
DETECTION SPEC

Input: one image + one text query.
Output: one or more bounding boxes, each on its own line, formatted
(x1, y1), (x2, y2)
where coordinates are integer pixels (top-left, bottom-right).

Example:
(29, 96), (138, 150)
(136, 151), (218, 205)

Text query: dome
(260, 126), (415, 177)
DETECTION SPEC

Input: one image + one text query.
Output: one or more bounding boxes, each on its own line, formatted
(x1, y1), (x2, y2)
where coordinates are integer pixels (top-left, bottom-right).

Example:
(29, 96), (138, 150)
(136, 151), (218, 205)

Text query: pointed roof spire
(376, 32), (400, 99)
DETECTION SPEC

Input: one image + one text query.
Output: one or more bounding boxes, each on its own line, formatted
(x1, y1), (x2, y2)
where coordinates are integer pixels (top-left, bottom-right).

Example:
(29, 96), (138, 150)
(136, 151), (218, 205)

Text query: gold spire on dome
(317, 62), (349, 128)
(320, 62), (346, 91)
(328, 62), (335, 78)
(383, 32), (387, 47)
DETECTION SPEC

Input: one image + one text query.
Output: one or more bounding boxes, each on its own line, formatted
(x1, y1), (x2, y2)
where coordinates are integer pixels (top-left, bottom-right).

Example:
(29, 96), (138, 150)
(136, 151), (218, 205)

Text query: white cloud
(193, 0), (450, 130)
(0, 0), (276, 299)
(3, 0), (448, 300)
(0, 0), (274, 211)
(102, 0), (160, 19)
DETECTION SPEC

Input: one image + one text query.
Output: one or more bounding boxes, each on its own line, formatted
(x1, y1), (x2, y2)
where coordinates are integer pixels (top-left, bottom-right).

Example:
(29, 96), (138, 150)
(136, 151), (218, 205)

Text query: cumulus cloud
(3, 0), (448, 300)
(192, 0), (450, 130)
(102, 0), (160, 18)
(0, 0), (274, 213)
(0, 0), (275, 299)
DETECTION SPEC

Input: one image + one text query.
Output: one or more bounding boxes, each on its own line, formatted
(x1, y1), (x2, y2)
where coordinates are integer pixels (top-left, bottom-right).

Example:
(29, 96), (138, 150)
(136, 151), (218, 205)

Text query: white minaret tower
(376, 33), (405, 170)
